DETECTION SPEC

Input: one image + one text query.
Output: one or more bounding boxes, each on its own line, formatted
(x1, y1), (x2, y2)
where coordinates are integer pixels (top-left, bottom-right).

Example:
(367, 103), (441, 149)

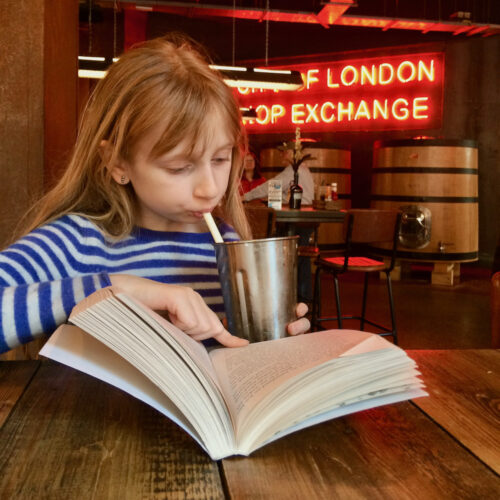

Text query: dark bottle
(289, 171), (303, 209)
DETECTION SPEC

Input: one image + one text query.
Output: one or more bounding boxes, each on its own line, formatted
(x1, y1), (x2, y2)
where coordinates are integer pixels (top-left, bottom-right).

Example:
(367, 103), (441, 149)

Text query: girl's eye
(213, 157), (231, 164)
(167, 164), (193, 174)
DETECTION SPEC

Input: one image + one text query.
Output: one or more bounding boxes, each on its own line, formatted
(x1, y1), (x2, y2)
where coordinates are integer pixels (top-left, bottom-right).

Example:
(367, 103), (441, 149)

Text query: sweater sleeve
(0, 274), (111, 352)
(0, 217), (112, 353)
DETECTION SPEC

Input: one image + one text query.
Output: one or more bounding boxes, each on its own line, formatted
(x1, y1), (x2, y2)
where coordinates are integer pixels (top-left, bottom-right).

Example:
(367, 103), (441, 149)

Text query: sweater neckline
(130, 225), (216, 243)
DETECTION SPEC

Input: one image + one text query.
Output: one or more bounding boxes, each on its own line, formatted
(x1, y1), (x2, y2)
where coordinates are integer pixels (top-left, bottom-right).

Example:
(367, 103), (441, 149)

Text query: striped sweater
(0, 214), (238, 353)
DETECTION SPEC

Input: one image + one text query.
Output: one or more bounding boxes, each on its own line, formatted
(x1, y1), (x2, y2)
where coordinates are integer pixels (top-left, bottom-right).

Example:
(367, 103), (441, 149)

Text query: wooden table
(274, 205), (345, 237)
(274, 206), (346, 225)
(1, 350), (499, 498)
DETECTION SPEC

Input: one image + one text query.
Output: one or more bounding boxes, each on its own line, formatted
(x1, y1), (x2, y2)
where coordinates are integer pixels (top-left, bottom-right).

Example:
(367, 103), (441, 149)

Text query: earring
(120, 175), (127, 185)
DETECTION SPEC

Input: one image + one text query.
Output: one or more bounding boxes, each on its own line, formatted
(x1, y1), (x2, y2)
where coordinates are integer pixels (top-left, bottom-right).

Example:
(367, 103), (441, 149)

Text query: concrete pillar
(0, 0), (78, 359)
(0, 0), (78, 248)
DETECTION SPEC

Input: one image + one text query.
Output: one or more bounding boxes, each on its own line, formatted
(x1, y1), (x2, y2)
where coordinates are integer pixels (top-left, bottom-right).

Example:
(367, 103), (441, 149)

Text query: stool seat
(319, 256), (385, 271)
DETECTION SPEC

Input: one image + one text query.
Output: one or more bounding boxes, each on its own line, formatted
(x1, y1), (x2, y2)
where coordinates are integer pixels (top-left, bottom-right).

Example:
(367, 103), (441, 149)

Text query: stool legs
(333, 274), (342, 329)
(312, 265), (321, 330)
(312, 265), (398, 344)
(360, 273), (369, 331)
(386, 272), (398, 344)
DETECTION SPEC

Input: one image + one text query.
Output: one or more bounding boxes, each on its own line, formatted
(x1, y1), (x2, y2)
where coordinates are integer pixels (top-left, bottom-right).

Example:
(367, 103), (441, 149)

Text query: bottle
(325, 184), (332, 202)
(289, 171), (303, 209)
(319, 180), (326, 201)
(331, 182), (338, 201)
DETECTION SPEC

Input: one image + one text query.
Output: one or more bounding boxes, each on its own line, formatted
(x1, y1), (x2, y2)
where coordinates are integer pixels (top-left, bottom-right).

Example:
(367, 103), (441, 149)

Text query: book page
(209, 329), (384, 426)
(245, 386), (427, 456)
(211, 330), (423, 452)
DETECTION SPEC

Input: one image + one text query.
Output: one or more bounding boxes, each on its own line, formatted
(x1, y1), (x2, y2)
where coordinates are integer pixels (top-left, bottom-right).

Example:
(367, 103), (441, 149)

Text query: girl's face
(123, 114), (234, 232)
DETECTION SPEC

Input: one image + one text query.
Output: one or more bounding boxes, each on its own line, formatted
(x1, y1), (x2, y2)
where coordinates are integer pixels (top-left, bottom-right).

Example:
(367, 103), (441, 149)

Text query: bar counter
(0, 349), (498, 498)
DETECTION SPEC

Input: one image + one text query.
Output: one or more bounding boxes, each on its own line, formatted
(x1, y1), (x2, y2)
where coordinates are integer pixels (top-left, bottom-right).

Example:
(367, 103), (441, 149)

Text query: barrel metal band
(309, 167), (351, 174)
(371, 247), (478, 261)
(373, 167), (478, 175)
(261, 167), (351, 174)
(371, 195), (478, 203)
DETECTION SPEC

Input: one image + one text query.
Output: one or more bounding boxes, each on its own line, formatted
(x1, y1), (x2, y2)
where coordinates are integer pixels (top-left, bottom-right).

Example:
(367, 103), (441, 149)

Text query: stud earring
(120, 175), (127, 184)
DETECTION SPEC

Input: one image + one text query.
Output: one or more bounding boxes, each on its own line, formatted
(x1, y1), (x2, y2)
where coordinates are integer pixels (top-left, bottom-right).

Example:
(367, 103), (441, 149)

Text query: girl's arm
(0, 273), (110, 353)
(109, 274), (248, 348)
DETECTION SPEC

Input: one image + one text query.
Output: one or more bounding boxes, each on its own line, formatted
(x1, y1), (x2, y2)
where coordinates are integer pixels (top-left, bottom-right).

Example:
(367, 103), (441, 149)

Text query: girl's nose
(194, 164), (219, 199)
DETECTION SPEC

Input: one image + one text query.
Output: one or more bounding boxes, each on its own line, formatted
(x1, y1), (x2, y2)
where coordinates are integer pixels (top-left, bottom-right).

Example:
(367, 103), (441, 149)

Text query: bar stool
(312, 209), (402, 344)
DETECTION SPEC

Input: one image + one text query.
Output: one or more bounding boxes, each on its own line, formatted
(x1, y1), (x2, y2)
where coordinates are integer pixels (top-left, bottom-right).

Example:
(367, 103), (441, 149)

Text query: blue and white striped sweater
(0, 214), (238, 353)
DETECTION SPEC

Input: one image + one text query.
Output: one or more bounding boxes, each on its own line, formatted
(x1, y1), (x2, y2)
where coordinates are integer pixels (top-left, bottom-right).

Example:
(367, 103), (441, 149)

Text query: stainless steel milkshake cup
(215, 236), (298, 343)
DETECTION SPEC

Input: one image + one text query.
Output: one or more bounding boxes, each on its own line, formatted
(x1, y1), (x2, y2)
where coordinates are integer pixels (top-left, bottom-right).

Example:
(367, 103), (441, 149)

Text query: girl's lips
(191, 209), (213, 218)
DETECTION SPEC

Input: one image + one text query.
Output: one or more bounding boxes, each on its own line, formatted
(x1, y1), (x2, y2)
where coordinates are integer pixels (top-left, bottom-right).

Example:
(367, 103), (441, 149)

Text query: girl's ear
(99, 140), (130, 185)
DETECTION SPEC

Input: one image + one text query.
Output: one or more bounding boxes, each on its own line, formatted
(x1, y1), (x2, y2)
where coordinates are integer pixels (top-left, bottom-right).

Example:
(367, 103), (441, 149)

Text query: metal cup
(215, 236), (298, 343)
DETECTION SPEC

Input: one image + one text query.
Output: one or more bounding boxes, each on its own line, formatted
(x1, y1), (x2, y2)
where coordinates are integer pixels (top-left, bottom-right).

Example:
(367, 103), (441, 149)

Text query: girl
(0, 34), (309, 354)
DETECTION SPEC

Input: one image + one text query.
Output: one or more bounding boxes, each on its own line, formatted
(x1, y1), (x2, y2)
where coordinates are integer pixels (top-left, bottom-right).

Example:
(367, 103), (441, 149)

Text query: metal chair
(311, 209), (402, 344)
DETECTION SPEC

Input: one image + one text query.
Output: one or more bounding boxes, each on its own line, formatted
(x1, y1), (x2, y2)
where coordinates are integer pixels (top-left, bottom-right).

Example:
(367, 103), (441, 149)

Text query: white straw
(203, 212), (224, 243)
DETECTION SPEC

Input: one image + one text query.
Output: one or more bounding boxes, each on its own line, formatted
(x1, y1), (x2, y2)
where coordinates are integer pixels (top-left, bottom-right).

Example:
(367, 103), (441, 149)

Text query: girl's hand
(109, 274), (248, 348)
(287, 302), (310, 336)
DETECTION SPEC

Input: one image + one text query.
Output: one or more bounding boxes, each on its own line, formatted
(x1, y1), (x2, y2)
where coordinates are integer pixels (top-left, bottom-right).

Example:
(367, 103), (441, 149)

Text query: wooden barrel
(371, 138), (478, 262)
(260, 142), (351, 248)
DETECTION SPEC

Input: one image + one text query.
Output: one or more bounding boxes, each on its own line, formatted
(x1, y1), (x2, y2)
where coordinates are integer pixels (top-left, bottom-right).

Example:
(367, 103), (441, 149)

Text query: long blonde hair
(16, 34), (251, 241)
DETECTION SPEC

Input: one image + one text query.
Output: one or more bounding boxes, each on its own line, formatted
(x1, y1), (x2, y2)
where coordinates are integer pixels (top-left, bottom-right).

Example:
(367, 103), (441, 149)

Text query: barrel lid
(260, 141), (350, 151)
(374, 138), (478, 149)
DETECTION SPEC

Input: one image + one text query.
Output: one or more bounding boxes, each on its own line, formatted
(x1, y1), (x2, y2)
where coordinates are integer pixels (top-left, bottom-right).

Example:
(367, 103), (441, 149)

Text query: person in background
(239, 151), (266, 195)
(0, 34), (310, 354)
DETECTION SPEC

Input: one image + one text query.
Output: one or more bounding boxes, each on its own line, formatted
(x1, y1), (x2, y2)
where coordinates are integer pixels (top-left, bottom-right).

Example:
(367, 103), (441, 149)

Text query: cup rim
(214, 235), (299, 246)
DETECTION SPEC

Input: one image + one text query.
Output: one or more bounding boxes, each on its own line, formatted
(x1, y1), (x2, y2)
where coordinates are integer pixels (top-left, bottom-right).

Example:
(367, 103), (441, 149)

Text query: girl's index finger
(213, 329), (249, 348)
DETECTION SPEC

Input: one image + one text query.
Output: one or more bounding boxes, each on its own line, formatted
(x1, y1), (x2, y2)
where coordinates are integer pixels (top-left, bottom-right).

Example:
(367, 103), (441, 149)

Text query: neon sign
(237, 52), (444, 133)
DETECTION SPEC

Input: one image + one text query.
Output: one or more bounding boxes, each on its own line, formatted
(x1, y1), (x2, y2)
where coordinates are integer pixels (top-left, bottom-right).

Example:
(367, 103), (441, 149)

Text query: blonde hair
(16, 34), (251, 241)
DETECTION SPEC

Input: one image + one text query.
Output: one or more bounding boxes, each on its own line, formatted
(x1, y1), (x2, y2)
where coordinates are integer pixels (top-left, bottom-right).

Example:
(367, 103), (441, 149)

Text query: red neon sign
(237, 52), (444, 133)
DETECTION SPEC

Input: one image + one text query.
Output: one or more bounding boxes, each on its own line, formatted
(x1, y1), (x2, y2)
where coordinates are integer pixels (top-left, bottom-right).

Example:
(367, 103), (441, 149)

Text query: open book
(40, 287), (426, 460)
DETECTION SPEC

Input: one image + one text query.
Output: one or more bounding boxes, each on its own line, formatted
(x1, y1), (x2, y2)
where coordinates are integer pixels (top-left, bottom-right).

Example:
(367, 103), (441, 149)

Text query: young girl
(0, 34), (309, 354)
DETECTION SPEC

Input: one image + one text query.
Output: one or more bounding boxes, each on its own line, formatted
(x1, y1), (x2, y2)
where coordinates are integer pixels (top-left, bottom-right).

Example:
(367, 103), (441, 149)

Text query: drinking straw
(203, 212), (224, 243)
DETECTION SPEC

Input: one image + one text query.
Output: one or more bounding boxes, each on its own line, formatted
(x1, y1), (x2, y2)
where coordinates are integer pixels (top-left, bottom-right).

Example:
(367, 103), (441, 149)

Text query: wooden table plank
(0, 360), (39, 429)
(409, 349), (500, 474)
(0, 362), (224, 500)
(222, 397), (500, 498)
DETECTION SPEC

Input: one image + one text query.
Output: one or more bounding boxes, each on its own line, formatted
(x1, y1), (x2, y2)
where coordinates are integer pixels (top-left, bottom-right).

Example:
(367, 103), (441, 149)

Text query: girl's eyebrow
(157, 142), (234, 162)
(213, 143), (234, 152)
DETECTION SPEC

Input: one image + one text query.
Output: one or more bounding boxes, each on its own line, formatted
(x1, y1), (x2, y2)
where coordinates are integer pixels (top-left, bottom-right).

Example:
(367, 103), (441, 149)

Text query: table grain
(0, 360), (39, 428)
(221, 401), (499, 499)
(410, 349), (500, 474)
(0, 362), (224, 500)
(1, 351), (499, 499)
(220, 349), (500, 499)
